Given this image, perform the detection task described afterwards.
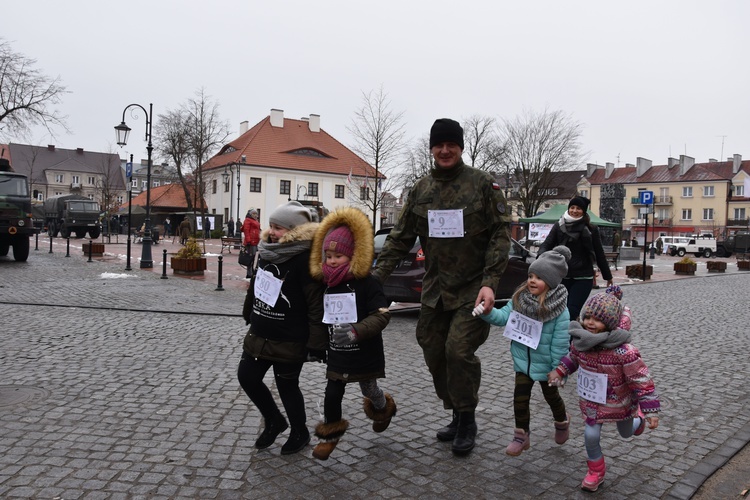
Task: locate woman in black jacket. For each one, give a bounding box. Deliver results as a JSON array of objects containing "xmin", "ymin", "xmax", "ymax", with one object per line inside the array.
[{"xmin": 537, "ymin": 196, "xmax": 613, "ymax": 321}]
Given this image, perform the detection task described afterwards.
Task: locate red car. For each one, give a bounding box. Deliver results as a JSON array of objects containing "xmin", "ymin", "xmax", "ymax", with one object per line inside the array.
[{"xmin": 373, "ymin": 227, "xmax": 533, "ymax": 304}]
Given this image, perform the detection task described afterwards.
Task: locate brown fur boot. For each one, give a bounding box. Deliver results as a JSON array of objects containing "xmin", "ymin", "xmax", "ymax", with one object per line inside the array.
[
  {"xmin": 363, "ymin": 393, "xmax": 397, "ymax": 433},
  {"xmin": 312, "ymin": 420, "xmax": 349, "ymax": 460}
]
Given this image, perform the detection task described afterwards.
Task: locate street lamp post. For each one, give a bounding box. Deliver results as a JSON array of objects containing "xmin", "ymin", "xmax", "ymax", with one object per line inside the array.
[
  {"xmin": 222, "ymin": 164, "xmax": 242, "ymax": 237},
  {"xmin": 125, "ymin": 154, "xmax": 133, "ymax": 271},
  {"xmin": 115, "ymin": 103, "xmax": 154, "ymax": 268}
]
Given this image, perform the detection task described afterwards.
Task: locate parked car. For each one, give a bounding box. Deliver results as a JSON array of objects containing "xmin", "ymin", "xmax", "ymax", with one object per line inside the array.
[{"xmin": 373, "ymin": 227, "xmax": 533, "ymax": 304}]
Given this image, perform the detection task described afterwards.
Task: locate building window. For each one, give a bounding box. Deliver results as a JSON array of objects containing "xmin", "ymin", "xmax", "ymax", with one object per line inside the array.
[
  {"xmin": 734, "ymin": 208, "xmax": 746, "ymax": 220},
  {"xmin": 88, "ymin": 176, "xmax": 96, "ymax": 185},
  {"xmin": 308, "ymin": 182, "xmax": 319, "ymax": 197},
  {"xmin": 36, "ymin": 193, "xmax": 44, "ymax": 201},
  {"xmin": 72, "ymin": 175, "xmax": 80, "ymax": 184},
  {"xmin": 54, "ymin": 191, "xmax": 63, "ymax": 196},
  {"xmin": 681, "ymin": 209, "xmax": 692, "ymax": 220},
  {"xmin": 702, "ymin": 208, "xmax": 714, "ymax": 220},
  {"xmin": 141, "ymin": 180, "xmax": 148, "ymax": 189},
  {"xmin": 736, "ymin": 185, "xmax": 745, "ymax": 197},
  {"xmin": 224, "ymin": 178, "xmax": 230, "ymax": 193},
  {"xmin": 335, "ymin": 185, "xmax": 345, "ymax": 198},
  {"xmin": 211, "ymin": 179, "xmax": 217, "ymax": 194},
  {"xmin": 657, "ymin": 209, "xmax": 669, "ymax": 221},
  {"xmin": 132, "ymin": 179, "xmax": 138, "ymax": 188},
  {"xmin": 117, "ymin": 196, "xmax": 123, "ymax": 204},
  {"xmin": 703, "ymin": 186, "xmax": 714, "ymax": 197},
  {"xmin": 249, "ymin": 177, "xmax": 262, "ymax": 192},
  {"xmin": 153, "ymin": 181, "xmax": 160, "ymax": 188},
  {"xmin": 360, "ymin": 186, "xmax": 370, "ymax": 200},
  {"xmin": 280, "ymin": 180, "xmax": 291, "ymax": 195},
  {"xmin": 682, "ymin": 186, "xmax": 693, "ymax": 198},
  {"xmin": 579, "ymin": 190, "xmax": 588, "ymax": 198},
  {"xmin": 88, "ymin": 194, "xmax": 94, "ymax": 200},
  {"xmin": 54, "ymin": 174, "xmax": 64, "ymax": 183}
]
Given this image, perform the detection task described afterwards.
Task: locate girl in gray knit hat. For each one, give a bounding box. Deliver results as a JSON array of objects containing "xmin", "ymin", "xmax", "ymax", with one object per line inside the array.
[{"xmin": 472, "ymin": 245, "xmax": 572, "ymax": 457}]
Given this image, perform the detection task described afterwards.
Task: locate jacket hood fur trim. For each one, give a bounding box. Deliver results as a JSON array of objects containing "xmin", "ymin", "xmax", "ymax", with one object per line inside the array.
[
  {"xmin": 260, "ymin": 222, "xmax": 319, "ymax": 245},
  {"xmin": 310, "ymin": 207, "xmax": 374, "ymax": 281}
]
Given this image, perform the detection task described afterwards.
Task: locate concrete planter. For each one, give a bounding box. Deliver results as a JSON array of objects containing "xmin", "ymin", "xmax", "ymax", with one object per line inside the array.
[{"xmin": 171, "ymin": 257, "xmax": 207, "ymax": 275}]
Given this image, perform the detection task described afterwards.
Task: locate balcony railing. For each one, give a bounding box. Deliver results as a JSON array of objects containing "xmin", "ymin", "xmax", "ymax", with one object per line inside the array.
[
  {"xmin": 727, "ymin": 218, "xmax": 750, "ymax": 227},
  {"xmin": 654, "ymin": 195, "xmax": 673, "ymax": 205}
]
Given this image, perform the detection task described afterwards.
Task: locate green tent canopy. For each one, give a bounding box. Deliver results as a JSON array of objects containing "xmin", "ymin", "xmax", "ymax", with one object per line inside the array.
[{"xmin": 518, "ymin": 203, "xmax": 621, "ymax": 228}]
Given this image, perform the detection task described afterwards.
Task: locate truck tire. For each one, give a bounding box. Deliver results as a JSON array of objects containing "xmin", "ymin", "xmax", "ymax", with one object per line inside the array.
[
  {"xmin": 0, "ymin": 243, "xmax": 9, "ymax": 256},
  {"xmin": 703, "ymin": 248, "xmax": 712, "ymax": 258},
  {"xmin": 12, "ymin": 237, "xmax": 30, "ymax": 262},
  {"xmin": 74, "ymin": 230, "xmax": 85, "ymax": 239},
  {"xmin": 716, "ymin": 246, "xmax": 728, "ymax": 258},
  {"xmin": 89, "ymin": 227, "xmax": 100, "ymax": 239},
  {"xmin": 60, "ymin": 225, "xmax": 71, "ymax": 239},
  {"xmin": 677, "ymin": 248, "xmax": 686, "ymax": 257}
]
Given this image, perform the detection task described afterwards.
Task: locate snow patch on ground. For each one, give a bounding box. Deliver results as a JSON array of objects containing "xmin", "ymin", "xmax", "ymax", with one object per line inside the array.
[{"xmin": 100, "ymin": 272, "xmax": 137, "ymax": 279}]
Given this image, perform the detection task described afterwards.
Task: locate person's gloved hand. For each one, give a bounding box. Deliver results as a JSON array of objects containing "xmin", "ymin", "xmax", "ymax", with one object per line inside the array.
[
  {"xmin": 332, "ymin": 324, "xmax": 358, "ymax": 346},
  {"xmin": 306, "ymin": 349, "xmax": 326, "ymax": 363}
]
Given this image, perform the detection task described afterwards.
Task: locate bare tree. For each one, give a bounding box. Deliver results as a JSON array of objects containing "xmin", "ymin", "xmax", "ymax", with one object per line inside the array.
[
  {"xmin": 462, "ymin": 114, "xmax": 502, "ymax": 172},
  {"xmin": 397, "ymin": 134, "xmax": 432, "ymax": 194},
  {"xmin": 155, "ymin": 107, "xmax": 193, "ymax": 209},
  {"xmin": 347, "ymin": 86, "xmax": 407, "ymax": 229},
  {"xmin": 94, "ymin": 148, "xmax": 124, "ymax": 218},
  {"xmin": 0, "ymin": 39, "xmax": 69, "ymax": 140},
  {"xmin": 498, "ymin": 107, "xmax": 586, "ymax": 221}
]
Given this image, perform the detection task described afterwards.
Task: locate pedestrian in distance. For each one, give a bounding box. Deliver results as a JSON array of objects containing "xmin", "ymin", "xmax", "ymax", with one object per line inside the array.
[
  {"xmin": 548, "ymin": 290, "xmax": 660, "ymax": 492},
  {"xmin": 537, "ymin": 196, "xmax": 613, "ymax": 322},
  {"xmin": 178, "ymin": 218, "xmax": 191, "ymax": 245},
  {"xmin": 308, "ymin": 207, "xmax": 396, "ymax": 460},
  {"xmin": 237, "ymin": 201, "xmax": 326, "ymax": 455},
  {"xmin": 241, "ymin": 209, "xmax": 261, "ymax": 279},
  {"xmin": 164, "ymin": 217, "xmax": 171, "ymax": 238},
  {"xmin": 372, "ymin": 118, "xmax": 511, "ymax": 456},
  {"xmin": 227, "ymin": 217, "xmax": 234, "ymax": 239},
  {"xmin": 203, "ymin": 216, "xmax": 211, "ymax": 239},
  {"xmin": 473, "ymin": 245, "xmax": 572, "ymax": 456},
  {"xmin": 612, "ymin": 230, "xmax": 621, "ymax": 253}
]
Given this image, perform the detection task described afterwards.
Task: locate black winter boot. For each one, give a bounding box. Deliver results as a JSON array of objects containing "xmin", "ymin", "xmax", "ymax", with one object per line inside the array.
[
  {"xmin": 281, "ymin": 426, "xmax": 310, "ymax": 455},
  {"xmin": 451, "ymin": 411, "xmax": 478, "ymax": 456},
  {"xmin": 255, "ymin": 412, "xmax": 288, "ymax": 449},
  {"xmin": 436, "ymin": 410, "xmax": 459, "ymax": 442}
]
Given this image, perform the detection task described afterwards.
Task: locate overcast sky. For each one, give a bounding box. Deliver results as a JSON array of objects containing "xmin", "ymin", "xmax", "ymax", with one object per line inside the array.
[{"xmin": 3, "ymin": 1, "xmax": 749, "ymax": 170}]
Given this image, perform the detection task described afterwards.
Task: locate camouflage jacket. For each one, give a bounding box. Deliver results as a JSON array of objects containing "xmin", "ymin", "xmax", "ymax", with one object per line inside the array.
[{"xmin": 372, "ymin": 160, "xmax": 511, "ymax": 310}]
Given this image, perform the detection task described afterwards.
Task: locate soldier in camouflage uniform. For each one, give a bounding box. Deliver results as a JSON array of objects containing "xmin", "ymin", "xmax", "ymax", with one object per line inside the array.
[{"xmin": 372, "ymin": 118, "xmax": 511, "ymax": 456}]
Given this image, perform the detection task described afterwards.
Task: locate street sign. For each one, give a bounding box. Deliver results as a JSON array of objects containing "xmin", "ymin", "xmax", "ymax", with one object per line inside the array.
[
  {"xmin": 126, "ymin": 162, "xmax": 133, "ymax": 179},
  {"xmin": 639, "ymin": 190, "xmax": 654, "ymax": 204}
]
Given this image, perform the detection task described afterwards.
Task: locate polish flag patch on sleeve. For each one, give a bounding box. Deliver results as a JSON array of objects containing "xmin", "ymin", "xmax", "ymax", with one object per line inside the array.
[{"xmin": 492, "ymin": 182, "xmax": 501, "ymax": 190}]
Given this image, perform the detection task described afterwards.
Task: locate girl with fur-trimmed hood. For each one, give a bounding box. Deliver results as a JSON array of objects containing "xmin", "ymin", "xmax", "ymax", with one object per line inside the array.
[
  {"xmin": 308, "ymin": 207, "xmax": 395, "ymax": 460},
  {"xmin": 238, "ymin": 201, "xmax": 326, "ymax": 456}
]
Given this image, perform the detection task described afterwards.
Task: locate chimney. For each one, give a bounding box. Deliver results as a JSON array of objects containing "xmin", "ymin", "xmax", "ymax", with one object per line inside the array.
[
  {"xmin": 626, "ymin": 163, "xmax": 634, "ymax": 168},
  {"xmin": 76, "ymin": 148, "xmax": 83, "ymax": 154},
  {"xmin": 605, "ymin": 162, "xmax": 615, "ymax": 179},
  {"xmin": 668, "ymin": 157, "xmax": 679, "ymax": 168},
  {"xmin": 240, "ymin": 155, "xmax": 247, "ymax": 164},
  {"xmin": 586, "ymin": 163, "xmax": 601, "ymax": 177},
  {"xmin": 709, "ymin": 158, "xmax": 718, "ymax": 163},
  {"xmin": 47, "ymin": 144, "xmax": 55, "ymax": 151},
  {"xmin": 270, "ymin": 109, "xmax": 284, "ymax": 128},
  {"xmin": 636, "ymin": 157, "xmax": 652, "ymax": 177},
  {"xmin": 239, "ymin": 121, "xmax": 249, "ymax": 135},
  {"xmin": 679, "ymin": 155, "xmax": 695, "ymax": 176},
  {"xmin": 733, "ymin": 153, "xmax": 742, "ymax": 174},
  {"xmin": 308, "ymin": 114, "xmax": 320, "ymax": 133}
]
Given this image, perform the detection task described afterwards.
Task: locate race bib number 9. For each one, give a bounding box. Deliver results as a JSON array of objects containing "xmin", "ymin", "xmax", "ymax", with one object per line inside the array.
[
  {"xmin": 503, "ymin": 311, "xmax": 543, "ymax": 350},
  {"xmin": 577, "ymin": 367, "xmax": 608, "ymax": 404},
  {"xmin": 254, "ymin": 268, "xmax": 283, "ymax": 307},
  {"xmin": 323, "ymin": 292, "xmax": 357, "ymax": 324},
  {"xmin": 428, "ymin": 209, "xmax": 464, "ymax": 238}
]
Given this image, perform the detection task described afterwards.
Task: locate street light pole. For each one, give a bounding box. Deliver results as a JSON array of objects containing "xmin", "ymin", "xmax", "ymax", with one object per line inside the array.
[
  {"xmin": 235, "ymin": 165, "xmax": 241, "ymax": 236},
  {"xmin": 126, "ymin": 154, "xmax": 133, "ymax": 271},
  {"xmin": 115, "ymin": 103, "xmax": 154, "ymax": 268},
  {"xmin": 223, "ymin": 164, "xmax": 242, "ymax": 237}
]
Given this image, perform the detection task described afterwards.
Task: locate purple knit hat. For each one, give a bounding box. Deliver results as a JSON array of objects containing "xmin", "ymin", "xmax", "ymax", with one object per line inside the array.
[
  {"xmin": 579, "ymin": 292, "xmax": 623, "ymax": 331},
  {"xmin": 323, "ymin": 226, "xmax": 355, "ymax": 258}
]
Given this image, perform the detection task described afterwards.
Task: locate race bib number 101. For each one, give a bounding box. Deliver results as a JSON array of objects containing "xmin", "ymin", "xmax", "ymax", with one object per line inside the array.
[{"xmin": 502, "ymin": 311, "xmax": 543, "ymax": 349}]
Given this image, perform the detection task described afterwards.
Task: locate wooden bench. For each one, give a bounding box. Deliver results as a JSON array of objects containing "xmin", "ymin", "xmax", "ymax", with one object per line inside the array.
[
  {"xmin": 221, "ymin": 236, "xmax": 242, "ymax": 254},
  {"xmin": 604, "ymin": 251, "xmax": 620, "ymax": 270}
]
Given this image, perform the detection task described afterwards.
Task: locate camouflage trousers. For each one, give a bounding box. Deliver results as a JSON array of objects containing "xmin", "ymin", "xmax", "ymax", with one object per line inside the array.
[{"xmin": 416, "ymin": 302, "xmax": 490, "ymax": 412}]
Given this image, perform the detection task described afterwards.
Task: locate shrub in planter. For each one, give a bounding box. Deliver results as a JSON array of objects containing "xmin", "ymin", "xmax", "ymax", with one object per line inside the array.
[
  {"xmin": 626, "ymin": 264, "xmax": 653, "ymax": 280},
  {"xmin": 171, "ymin": 238, "xmax": 206, "ymax": 275},
  {"xmin": 674, "ymin": 256, "xmax": 697, "ymax": 275}
]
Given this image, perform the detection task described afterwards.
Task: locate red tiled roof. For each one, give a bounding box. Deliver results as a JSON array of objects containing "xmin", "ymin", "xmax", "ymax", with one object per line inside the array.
[
  {"xmin": 125, "ymin": 184, "xmax": 206, "ymax": 210},
  {"xmin": 201, "ymin": 116, "xmax": 379, "ymax": 179},
  {"xmin": 587, "ymin": 159, "xmax": 750, "ymax": 184}
]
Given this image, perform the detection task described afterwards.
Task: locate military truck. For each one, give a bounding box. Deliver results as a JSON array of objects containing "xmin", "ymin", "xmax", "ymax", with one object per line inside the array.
[
  {"xmin": 716, "ymin": 231, "xmax": 750, "ymax": 257},
  {"xmin": 0, "ymin": 159, "xmax": 34, "ymax": 261},
  {"xmin": 44, "ymin": 194, "xmax": 101, "ymax": 239}
]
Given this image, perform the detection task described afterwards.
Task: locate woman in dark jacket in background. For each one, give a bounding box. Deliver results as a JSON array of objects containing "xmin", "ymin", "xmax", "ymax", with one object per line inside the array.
[{"xmin": 537, "ymin": 196, "xmax": 613, "ymax": 321}]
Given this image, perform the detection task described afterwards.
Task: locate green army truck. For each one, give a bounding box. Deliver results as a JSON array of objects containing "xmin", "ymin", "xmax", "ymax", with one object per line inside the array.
[
  {"xmin": 0, "ymin": 159, "xmax": 34, "ymax": 261},
  {"xmin": 44, "ymin": 194, "xmax": 101, "ymax": 239}
]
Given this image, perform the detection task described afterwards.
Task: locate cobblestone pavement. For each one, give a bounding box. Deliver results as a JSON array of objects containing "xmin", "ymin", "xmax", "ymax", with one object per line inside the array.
[{"xmin": 1, "ymin": 239, "xmax": 749, "ymax": 499}]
